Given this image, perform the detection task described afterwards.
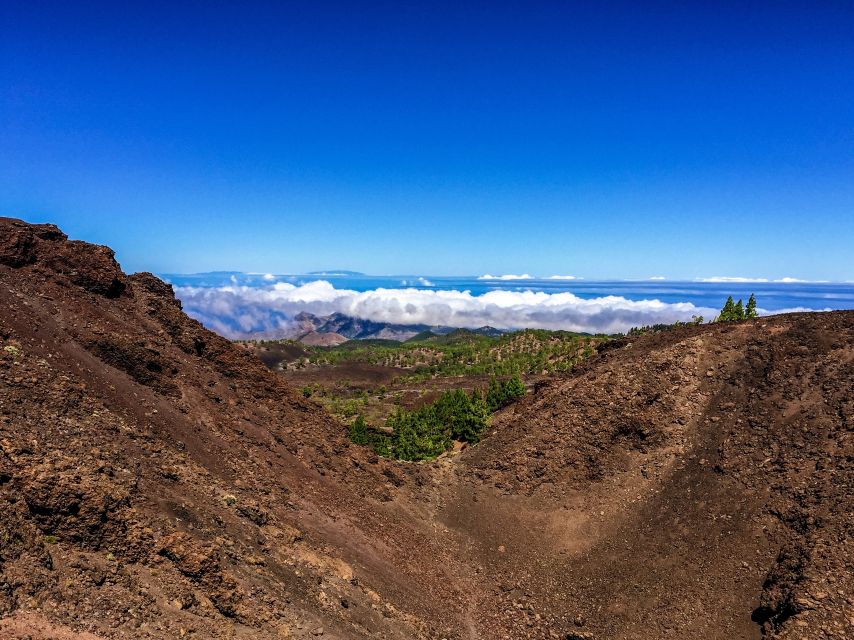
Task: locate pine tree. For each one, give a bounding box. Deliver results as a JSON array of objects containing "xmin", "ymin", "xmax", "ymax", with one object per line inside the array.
[
  {"xmin": 486, "ymin": 374, "xmax": 526, "ymax": 412},
  {"xmin": 348, "ymin": 415, "xmax": 369, "ymax": 445},
  {"xmin": 457, "ymin": 389, "xmax": 490, "ymax": 444},
  {"xmin": 391, "ymin": 411, "xmax": 420, "ymax": 461},
  {"xmin": 486, "ymin": 376, "xmax": 505, "ymax": 412},
  {"xmin": 745, "ymin": 293, "xmax": 758, "ymax": 318},
  {"xmin": 718, "ymin": 296, "xmax": 736, "ymax": 322},
  {"xmin": 734, "ymin": 299, "xmax": 745, "ymax": 320},
  {"xmin": 506, "ymin": 373, "xmax": 526, "ymax": 400},
  {"xmin": 369, "ymin": 430, "xmax": 392, "ymax": 457}
]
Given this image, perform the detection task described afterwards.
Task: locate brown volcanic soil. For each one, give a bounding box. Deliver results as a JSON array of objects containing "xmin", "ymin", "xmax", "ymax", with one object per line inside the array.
[
  {"xmin": 1, "ymin": 217, "xmax": 852, "ymax": 639},
  {"xmin": 447, "ymin": 318, "xmax": 854, "ymax": 639},
  {"xmin": 298, "ymin": 332, "xmax": 349, "ymax": 348},
  {"xmin": 0, "ymin": 218, "xmax": 467, "ymax": 639}
]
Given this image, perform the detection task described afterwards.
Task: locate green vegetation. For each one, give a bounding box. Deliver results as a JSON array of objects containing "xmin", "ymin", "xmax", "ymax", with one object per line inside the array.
[
  {"xmin": 349, "ymin": 386, "xmax": 497, "ymax": 461},
  {"xmin": 295, "ymin": 329, "xmax": 602, "ymax": 380},
  {"xmin": 630, "ymin": 293, "xmax": 760, "ymax": 333},
  {"xmin": 486, "ymin": 374, "xmax": 526, "ymax": 412},
  {"xmin": 348, "ymin": 414, "xmax": 370, "ymax": 445},
  {"xmin": 746, "ymin": 293, "xmax": 758, "ymax": 318},
  {"xmin": 627, "ymin": 315, "xmax": 704, "ymax": 336},
  {"xmin": 2, "ymin": 344, "xmax": 20, "ymax": 356},
  {"xmin": 717, "ymin": 294, "xmax": 758, "ymax": 322},
  {"xmin": 251, "ymin": 329, "xmax": 606, "ymax": 460}
]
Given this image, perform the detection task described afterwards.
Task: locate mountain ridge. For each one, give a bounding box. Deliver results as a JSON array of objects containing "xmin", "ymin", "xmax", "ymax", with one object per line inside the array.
[{"xmin": 282, "ymin": 311, "xmax": 506, "ymax": 344}]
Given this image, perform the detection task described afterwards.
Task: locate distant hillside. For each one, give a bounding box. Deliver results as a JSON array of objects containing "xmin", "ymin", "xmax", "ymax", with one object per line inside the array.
[
  {"xmin": 260, "ymin": 327, "xmax": 602, "ymax": 380},
  {"xmin": 298, "ymin": 330, "xmax": 349, "ymax": 346},
  {"xmin": 315, "ymin": 312, "xmax": 432, "ymax": 341},
  {"xmin": 280, "ymin": 311, "xmax": 508, "ymax": 344}
]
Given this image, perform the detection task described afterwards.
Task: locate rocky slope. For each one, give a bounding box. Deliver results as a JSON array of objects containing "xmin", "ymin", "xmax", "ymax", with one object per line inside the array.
[
  {"xmin": 447, "ymin": 316, "xmax": 853, "ymax": 639},
  {"xmin": 0, "ymin": 218, "xmax": 467, "ymax": 639},
  {"xmin": 1, "ymin": 217, "xmax": 851, "ymax": 639}
]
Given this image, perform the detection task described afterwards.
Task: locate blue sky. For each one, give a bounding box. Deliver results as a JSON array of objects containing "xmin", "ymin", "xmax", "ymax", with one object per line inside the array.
[{"xmin": 2, "ymin": 1, "xmax": 853, "ymax": 279}]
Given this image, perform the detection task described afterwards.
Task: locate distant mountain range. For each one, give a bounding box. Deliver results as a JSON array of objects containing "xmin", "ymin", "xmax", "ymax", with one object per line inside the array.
[{"xmin": 285, "ymin": 311, "xmax": 505, "ymax": 343}]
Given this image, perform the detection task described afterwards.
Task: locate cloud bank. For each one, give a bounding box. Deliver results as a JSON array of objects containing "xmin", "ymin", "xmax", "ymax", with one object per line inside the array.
[
  {"xmin": 175, "ymin": 280, "xmax": 719, "ymax": 339},
  {"xmin": 478, "ymin": 274, "xmax": 534, "ymax": 280}
]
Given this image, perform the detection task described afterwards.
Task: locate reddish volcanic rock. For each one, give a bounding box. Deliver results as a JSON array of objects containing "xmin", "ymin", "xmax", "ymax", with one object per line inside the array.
[{"xmin": 0, "ymin": 217, "xmax": 127, "ymax": 296}]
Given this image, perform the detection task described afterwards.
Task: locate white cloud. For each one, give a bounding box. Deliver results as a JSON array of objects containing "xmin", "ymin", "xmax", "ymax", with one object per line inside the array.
[
  {"xmin": 758, "ymin": 306, "xmax": 832, "ymax": 316},
  {"xmin": 696, "ymin": 276, "xmax": 770, "ymax": 283},
  {"xmin": 649, "ymin": 276, "xmax": 666, "ymax": 280},
  {"xmin": 775, "ymin": 277, "xmax": 830, "ymax": 284},
  {"xmin": 175, "ymin": 280, "xmax": 720, "ymax": 339},
  {"xmin": 399, "ymin": 277, "xmax": 435, "ymax": 287},
  {"xmin": 478, "ymin": 273, "xmax": 535, "ymax": 280},
  {"xmin": 547, "ymin": 275, "xmax": 578, "ymax": 280},
  {"xmin": 262, "ymin": 273, "xmax": 276, "ymax": 281}
]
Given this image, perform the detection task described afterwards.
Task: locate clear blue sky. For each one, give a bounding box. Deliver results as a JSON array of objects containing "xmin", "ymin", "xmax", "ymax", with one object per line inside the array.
[{"xmin": 2, "ymin": 1, "xmax": 853, "ymax": 279}]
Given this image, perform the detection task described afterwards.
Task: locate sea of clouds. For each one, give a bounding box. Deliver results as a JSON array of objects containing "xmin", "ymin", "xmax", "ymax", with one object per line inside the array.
[{"xmin": 174, "ymin": 280, "xmax": 720, "ymax": 339}]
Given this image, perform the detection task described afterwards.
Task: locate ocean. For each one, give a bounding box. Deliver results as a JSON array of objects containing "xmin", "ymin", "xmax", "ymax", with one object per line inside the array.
[{"xmin": 166, "ymin": 272, "xmax": 854, "ymax": 313}]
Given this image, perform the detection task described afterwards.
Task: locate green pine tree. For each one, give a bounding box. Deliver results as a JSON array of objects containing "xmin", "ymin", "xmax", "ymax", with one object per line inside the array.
[
  {"xmin": 348, "ymin": 414, "xmax": 370, "ymax": 445},
  {"xmin": 718, "ymin": 296, "xmax": 736, "ymax": 322},
  {"xmin": 486, "ymin": 376, "xmax": 505, "ymax": 412},
  {"xmin": 486, "ymin": 374, "xmax": 526, "ymax": 412},
  {"xmin": 745, "ymin": 293, "xmax": 758, "ymax": 318},
  {"xmin": 505, "ymin": 373, "xmax": 526, "ymax": 400},
  {"xmin": 391, "ymin": 411, "xmax": 421, "ymax": 461},
  {"xmin": 455, "ymin": 389, "xmax": 490, "ymax": 444},
  {"xmin": 369, "ymin": 430, "xmax": 392, "ymax": 457},
  {"xmin": 734, "ymin": 299, "xmax": 745, "ymax": 320}
]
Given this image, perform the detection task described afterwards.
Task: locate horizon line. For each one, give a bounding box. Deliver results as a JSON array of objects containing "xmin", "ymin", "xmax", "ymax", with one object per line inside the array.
[{"xmin": 159, "ymin": 271, "xmax": 850, "ymax": 284}]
